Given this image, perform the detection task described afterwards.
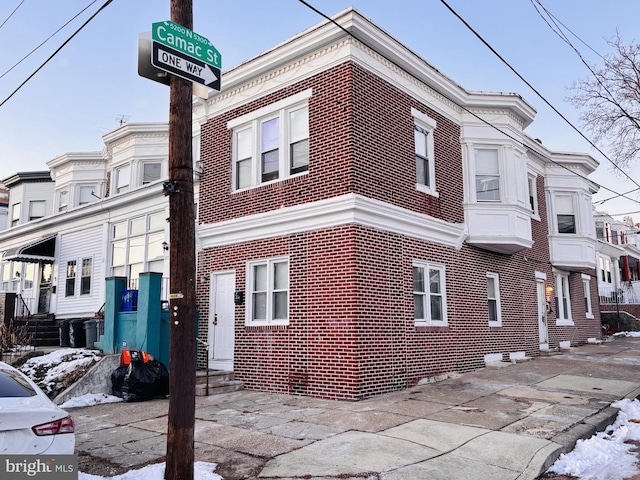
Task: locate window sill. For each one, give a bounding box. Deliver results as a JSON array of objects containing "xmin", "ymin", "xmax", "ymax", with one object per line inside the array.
[
  {"xmin": 245, "ymin": 323, "xmax": 289, "ymax": 331},
  {"xmin": 489, "ymin": 322, "xmax": 502, "ymax": 328},
  {"xmin": 586, "ymin": 313, "xmax": 594, "ymax": 319},
  {"xmin": 415, "ymin": 184, "xmax": 439, "ymax": 198},
  {"xmin": 555, "ymin": 318, "xmax": 575, "ymax": 327},
  {"xmin": 415, "ymin": 323, "xmax": 449, "ymax": 332},
  {"xmin": 531, "ymin": 213, "xmax": 541, "ymax": 222}
]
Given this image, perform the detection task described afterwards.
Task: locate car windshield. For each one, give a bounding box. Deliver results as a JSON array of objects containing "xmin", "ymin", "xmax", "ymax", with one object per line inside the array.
[{"xmin": 0, "ymin": 369, "xmax": 37, "ymax": 397}]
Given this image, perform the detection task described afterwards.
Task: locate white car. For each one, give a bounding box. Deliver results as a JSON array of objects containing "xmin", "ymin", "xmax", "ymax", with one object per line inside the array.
[{"xmin": 0, "ymin": 361, "xmax": 75, "ymax": 454}]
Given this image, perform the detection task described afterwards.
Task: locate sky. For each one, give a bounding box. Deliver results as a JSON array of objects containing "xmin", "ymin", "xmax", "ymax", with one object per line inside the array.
[{"xmin": 1, "ymin": 0, "xmax": 640, "ymax": 220}]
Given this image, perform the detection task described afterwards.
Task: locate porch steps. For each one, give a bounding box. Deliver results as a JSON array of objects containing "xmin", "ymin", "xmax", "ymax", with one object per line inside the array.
[
  {"xmin": 11, "ymin": 317, "xmax": 59, "ymax": 347},
  {"xmin": 195, "ymin": 369, "xmax": 244, "ymax": 396}
]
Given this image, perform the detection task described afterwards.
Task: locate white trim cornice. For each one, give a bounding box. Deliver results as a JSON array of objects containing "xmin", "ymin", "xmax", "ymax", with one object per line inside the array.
[{"xmin": 197, "ymin": 194, "xmax": 466, "ymax": 251}]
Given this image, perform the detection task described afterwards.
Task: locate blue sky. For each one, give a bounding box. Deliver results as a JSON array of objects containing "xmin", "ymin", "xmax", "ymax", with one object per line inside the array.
[{"xmin": 1, "ymin": 0, "xmax": 639, "ymax": 219}]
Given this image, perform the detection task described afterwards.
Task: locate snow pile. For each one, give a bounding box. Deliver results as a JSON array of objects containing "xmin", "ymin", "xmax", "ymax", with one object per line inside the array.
[
  {"xmin": 60, "ymin": 393, "xmax": 123, "ymax": 409},
  {"xmin": 78, "ymin": 461, "xmax": 221, "ymax": 480},
  {"xmin": 19, "ymin": 348, "xmax": 102, "ymax": 397},
  {"xmin": 548, "ymin": 398, "xmax": 640, "ymax": 480},
  {"xmin": 613, "ymin": 331, "xmax": 640, "ymax": 338}
]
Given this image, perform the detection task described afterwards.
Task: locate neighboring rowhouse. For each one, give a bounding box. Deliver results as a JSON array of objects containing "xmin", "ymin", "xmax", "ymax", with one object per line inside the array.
[
  {"xmin": 0, "ymin": 123, "xmax": 171, "ymax": 331},
  {"xmin": 193, "ymin": 7, "xmax": 601, "ymax": 400}
]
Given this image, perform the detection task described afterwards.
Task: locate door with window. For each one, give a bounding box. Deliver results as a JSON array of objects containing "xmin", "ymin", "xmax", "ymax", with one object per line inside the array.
[
  {"xmin": 537, "ymin": 279, "xmax": 549, "ymax": 348},
  {"xmin": 208, "ymin": 272, "xmax": 235, "ymax": 370},
  {"xmin": 37, "ymin": 263, "xmax": 53, "ymax": 314}
]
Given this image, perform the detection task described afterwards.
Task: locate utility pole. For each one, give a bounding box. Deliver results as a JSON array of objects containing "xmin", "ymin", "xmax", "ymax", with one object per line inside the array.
[{"xmin": 165, "ymin": 0, "xmax": 196, "ymax": 478}]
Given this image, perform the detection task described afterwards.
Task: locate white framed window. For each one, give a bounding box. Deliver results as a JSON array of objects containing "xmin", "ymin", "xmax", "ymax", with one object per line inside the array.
[
  {"xmin": 115, "ymin": 164, "xmax": 131, "ymax": 194},
  {"xmin": 412, "ymin": 108, "xmax": 437, "ymax": 196},
  {"xmin": 65, "ymin": 261, "xmax": 76, "ymax": 297},
  {"xmin": 110, "ymin": 211, "xmax": 166, "ymax": 285},
  {"xmin": 413, "ymin": 261, "xmax": 447, "ymax": 326},
  {"xmin": 581, "ymin": 273, "xmax": 593, "ymax": 319},
  {"xmin": 11, "ymin": 203, "xmax": 20, "ymax": 227},
  {"xmin": 81, "ymin": 258, "xmax": 92, "ymax": 295},
  {"xmin": 554, "ymin": 271, "xmax": 573, "ymax": 325},
  {"xmin": 58, "ymin": 190, "xmax": 68, "ymax": 212},
  {"xmin": 229, "ymin": 89, "xmax": 312, "ymax": 191},
  {"xmin": 475, "ymin": 148, "xmax": 500, "ymax": 202},
  {"xmin": 528, "ymin": 174, "xmax": 539, "ymax": 216},
  {"xmin": 142, "ymin": 162, "xmax": 162, "ymax": 184},
  {"xmin": 78, "ymin": 186, "xmax": 95, "ymax": 206},
  {"xmin": 487, "ymin": 273, "xmax": 502, "ymax": 326},
  {"xmin": 246, "ymin": 257, "xmax": 289, "ymax": 325},
  {"xmin": 556, "ymin": 194, "xmax": 576, "ymax": 234},
  {"xmin": 28, "ymin": 200, "xmax": 45, "ymax": 221}
]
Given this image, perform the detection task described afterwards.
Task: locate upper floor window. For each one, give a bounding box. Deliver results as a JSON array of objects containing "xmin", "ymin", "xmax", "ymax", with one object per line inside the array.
[
  {"xmin": 475, "ymin": 148, "xmax": 500, "ymax": 202},
  {"xmin": 11, "ymin": 203, "xmax": 20, "ymax": 227},
  {"xmin": 58, "ymin": 190, "xmax": 68, "ymax": 212},
  {"xmin": 487, "ymin": 273, "xmax": 501, "ymax": 326},
  {"xmin": 599, "ymin": 256, "xmax": 613, "ymax": 284},
  {"xmin": 229, "ymin": 89, "xmax": 311, "ymax": 191},
  {"xmin": 528, "ymin": 174, "xmax": 539, "ymax": 215},
  {"xmin": 78, "ymin": 186, "xmax": 94, "ymax": 206},
  {"xmin": 246, "ymin": 257, "xmax": 289, "ymax": 325},
  {"xmin": 556, "ymin": 194, "xmax": 576, "ymax": 234},
  {"xmin": 142, "ymin": 163, "xmax": 162, "ymax": 184},
  {"xmin": 115, "ymin": 165, "xmax": 130, "ymax": 194},
  {"xmin": 413, "ymin": 261, "xmax": 447, "ymax": 327},
  {"xmin": 28, "ymin": 201, "xmax": 45, "ymax": 221},
  {"xmin": 412, "ymin": 108, "xmax": 437, "ymax": 195}
]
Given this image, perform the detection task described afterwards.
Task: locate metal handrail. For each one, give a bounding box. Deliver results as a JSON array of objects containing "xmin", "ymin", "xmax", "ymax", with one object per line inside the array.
[{"xmin": 15, "ymin": 294, "xmax": 32, "ymax": 318}]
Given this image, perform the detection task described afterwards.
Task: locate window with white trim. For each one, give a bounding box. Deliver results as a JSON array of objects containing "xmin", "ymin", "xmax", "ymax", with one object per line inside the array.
[
  {"xmin": 28, "ymin": 200, "xmax": 45, "ymax": 221},
  {"xmin": 230, "ymin": 90, "xmax": 311, "ymax": 191},
  {"xmin": 142, "ymin": 163, "xmax": 162, "ymax": 184},
  {"xmin": 475, "ymin": 148, "xmax": 500, "ymax": 201},
  {"xmin": 412, "ymin": 108, "xmax": 437, "ymax": 195},
  {"xmin": 556, "ymin": 194, "xmax": 576, "ymax": 234},
  {"xmin": 58, "ymin": 190, "xmax": 68, "ymax": 212},
  {"xmin": 582, "ymin": 273, "xmax": 593, "ymax": 318},
  {"xmin": 554, "ymin": 271, "xmax": 573, "ymax": 324},
  {"xmin": 413, "ymin": 262, "xmax": 447, "ymax": 326},
  {"xmin": 78, "ymin": 186, "xmax": 95, "ymax": 206},
  {"xmin": 487, "ymin": 273, "xmax": 501, "ymax": 326},
  {"xmin": 80, "ymin": 258, "xmax": 92, "ymax": 295},
  {"xmin": 246, "ymin": 258, "xmax": 289, "ymax": 325},
  {"xmin": 11, "ymin": 203, "xmax": 20, "ymax": 227},
  {"xmin": 65, "ymin": 261, "xmax": 76, "ymax": 297},
  {"xmin": 528, "ymin": 174, "xmax": 538, "ymax": 215},
  {"xmin": 115, "ymin": 165, "xmax": 130, "ymax": 194}
]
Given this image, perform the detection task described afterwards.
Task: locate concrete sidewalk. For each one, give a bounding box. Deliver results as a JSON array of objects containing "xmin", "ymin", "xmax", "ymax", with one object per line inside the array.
[{"xmin": 72, "ymin": 336, "xmax": 640, "ymax": 479}]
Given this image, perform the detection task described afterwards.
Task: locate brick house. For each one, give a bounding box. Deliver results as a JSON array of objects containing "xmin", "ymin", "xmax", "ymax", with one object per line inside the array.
[{"xmin": 193, "ymin": 8, "xmax": 601, "ymax": 400}]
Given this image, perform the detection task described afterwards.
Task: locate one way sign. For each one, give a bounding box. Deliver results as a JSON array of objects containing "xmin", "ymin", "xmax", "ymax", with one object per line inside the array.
[{"xmin": 151, "ymin": 42, "xmax": 220, "ymax": 90}]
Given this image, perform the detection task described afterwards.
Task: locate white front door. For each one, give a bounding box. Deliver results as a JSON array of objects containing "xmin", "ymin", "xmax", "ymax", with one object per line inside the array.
[
  {"xmin": 537, "ymin": 279, "xmax": 549, "ymax": 348},
  {"xmin": 208, "ymin": 271, "xmax": 235, "ymax": 370}
]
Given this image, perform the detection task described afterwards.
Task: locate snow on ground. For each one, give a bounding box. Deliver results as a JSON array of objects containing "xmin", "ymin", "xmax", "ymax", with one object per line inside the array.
[
  {"xmin": 78, "ymin": 462, "xmax": 222, "ymax": 480},
  {"xmin": 59, "ymin": 392, "xmax": 123, "ymax": 408},
  {"xmin": 547, "ymin": 398, "xmax": 640, "ymax": 480}
]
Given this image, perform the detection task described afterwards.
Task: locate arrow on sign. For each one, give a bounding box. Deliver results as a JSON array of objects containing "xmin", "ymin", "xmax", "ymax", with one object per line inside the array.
[{"xmin": 151, "ymin": 42, "xmax": 220, "ymax": 90}]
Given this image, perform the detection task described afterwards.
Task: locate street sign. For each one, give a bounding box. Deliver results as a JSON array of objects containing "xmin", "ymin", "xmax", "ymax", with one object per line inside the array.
[
  {"xmin": 152, "ymin": 20, "xmax": 221, "ymax": 69},
  {"xmin": 152, "ymin": 42, "xmax": 221, "ymax": 89}
]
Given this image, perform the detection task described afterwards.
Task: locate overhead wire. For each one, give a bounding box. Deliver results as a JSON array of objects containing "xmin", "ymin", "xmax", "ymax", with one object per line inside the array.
[
  {"xmin": 0, "ymin": 1, "xmax": 98, "ymax": 81},
  {"xmin": 0, "ymin": 0, "xmax": 26, "ymax": 30},
  {"xmin": 437, "ymin": 0, "xmax": 640, "ymax": 192},
  {"xmin": 295, "ymin": 0, "xmax": 640, "ymax": 206},
  {"xmin": 0, "ymin": 0, "xmax": 113, "ymax": 109}
]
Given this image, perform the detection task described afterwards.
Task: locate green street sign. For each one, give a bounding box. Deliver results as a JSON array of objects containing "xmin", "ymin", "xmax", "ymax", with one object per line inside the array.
[{"xmin": 152, "ymin": 20, "xmax": 221, "ymax": 69}]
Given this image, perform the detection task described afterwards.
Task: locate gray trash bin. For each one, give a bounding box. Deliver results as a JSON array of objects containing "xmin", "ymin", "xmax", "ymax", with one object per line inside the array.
[{"xmin": 84, "ymin": 320, "xmax": 97, "ymax": 349}]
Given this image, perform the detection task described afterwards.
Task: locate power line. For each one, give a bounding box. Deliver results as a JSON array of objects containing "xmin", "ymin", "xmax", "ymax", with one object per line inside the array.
[
  {"xmin": 295, "ymin": 1, "xmax": 640, "ymax": 207},
  {"xmin": 0, "ymin": 1, "xmax": 98, "ymax": 81},
  {"xmin": 438, "ymin": 0, "xmax": 640, "ymax": 192},
  {"xmin": 0, "ymin": 0, "xmax": 26, "ymax": 30},
  {"xmin": 0, "ymin": 0, "xmax": 113, "ymax": 109}
]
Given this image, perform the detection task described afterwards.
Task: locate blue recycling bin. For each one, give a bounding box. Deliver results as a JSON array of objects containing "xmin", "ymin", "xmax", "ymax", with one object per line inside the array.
[{"xmin": 122, "ymin": 289, "xmax": 139, "ymax": 312}]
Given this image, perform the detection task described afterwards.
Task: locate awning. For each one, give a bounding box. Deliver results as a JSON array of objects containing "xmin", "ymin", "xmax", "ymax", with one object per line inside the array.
[{"xmin": 2, "ymin": 235, "xmax": 56, "ymax": 263}]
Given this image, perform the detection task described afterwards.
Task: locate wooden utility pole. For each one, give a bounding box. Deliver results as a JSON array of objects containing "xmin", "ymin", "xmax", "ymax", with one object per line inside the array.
[{"xmin": 165, "ymin": 0, "xmax": 196, "ymax": 479}]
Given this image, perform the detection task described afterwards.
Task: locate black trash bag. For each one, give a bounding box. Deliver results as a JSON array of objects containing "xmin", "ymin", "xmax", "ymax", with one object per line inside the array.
[{"xmin": 111, "ymin": 351, "xmax": 169, "ymax": 402}]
